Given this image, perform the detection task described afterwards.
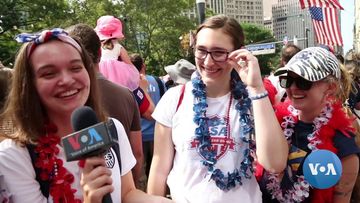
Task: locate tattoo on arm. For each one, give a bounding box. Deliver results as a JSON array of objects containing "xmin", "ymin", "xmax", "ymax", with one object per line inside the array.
[{"xmin": 334, "ymin": 181, "xmax": 353, "ymax": 197}]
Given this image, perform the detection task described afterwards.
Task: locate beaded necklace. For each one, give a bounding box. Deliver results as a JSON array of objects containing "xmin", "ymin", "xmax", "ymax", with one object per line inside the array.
[
  {"xmin": 265, "ymin": 103, "xmax": 333, "ymax": 202},
  {"xmin": 191, "ymin": 72, "xmax": 254, "ymax": 191},
  {"xmin": 34, "ymin": 123, "xmax": 81, "ymax": 203}
]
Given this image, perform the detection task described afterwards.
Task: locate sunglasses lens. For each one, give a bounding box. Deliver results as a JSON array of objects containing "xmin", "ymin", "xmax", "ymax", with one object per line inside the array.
[
  {"xmin": 279, "ymin": 77, "xmax": 292, "ymax": 88},
  {"xmin": 296, "ymin": 79, "xmax": 313, "ymax": 90},
  {"xmin": 279, "ymin": 76, "xmax": 313, "ymax": 90}
]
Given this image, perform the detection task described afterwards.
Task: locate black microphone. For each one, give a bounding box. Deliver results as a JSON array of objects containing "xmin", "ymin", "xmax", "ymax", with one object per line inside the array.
[{"xmin": 61, "ymin": 106, "xmax": 115, "ymax": 203}]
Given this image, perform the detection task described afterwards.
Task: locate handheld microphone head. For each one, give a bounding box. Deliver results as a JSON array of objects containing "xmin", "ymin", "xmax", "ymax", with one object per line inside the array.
[
  {"xmin": 62, "ymin": 106, "xmax": 115, "ymax": 161},
  {"xmin": 71, "ymin": 106, "xmax": 99, "ymax": 131}
]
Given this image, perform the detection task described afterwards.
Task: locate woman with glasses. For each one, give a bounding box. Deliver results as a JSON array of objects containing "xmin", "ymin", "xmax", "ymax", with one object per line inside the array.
[
  {"xmin": 147, "ymin": 15, "xmax": 288, "ymax": 202},
  {"xmin": 260, "ymin": 47, "xmax": 360, "ymax": 203}
]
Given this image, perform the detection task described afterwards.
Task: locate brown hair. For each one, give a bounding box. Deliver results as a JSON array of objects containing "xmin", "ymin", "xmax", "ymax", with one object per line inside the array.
[
  {"xmin": 102, "ymin": 39, "xmax": 115, "ymax": 50},
  {"xmin": 129, "ymin": 53, "xmax": 144, "ymax": 72},
  {"xmin": 66, "ymin": 24, "xmax": 101, "ymax": 64},
  {"xmin": 194, "ymin": 15, "xmax": 245, "ymax": 50},
  {"xmin": 1, "ymin": 37, "xmax": 105, "ymax": 145},
  {"xmin": 280, "ymin": 44, "xmax": 301, "ymax": 67}
]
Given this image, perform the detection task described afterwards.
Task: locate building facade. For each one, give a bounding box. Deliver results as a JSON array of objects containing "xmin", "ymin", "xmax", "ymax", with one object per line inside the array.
[
  {"xmin": 205, "ymin": 0, "xmax": 264, "ymax": 25},
  {"xmin": 355, "ymin": 0, "xmax": 360, "ymax": 52},
  {"xmin": 272, "ymin": 0, "xmax": 315, "ymax": 49}
]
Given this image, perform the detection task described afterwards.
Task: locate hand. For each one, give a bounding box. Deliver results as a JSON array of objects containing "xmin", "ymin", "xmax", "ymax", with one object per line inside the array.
[
  {"xmin": 139, "ymin": 74, "xmax": 149, "ymax": 90},
  {"xmin": 227, "ymin": 49, "xmax": 264, "ymax": 92},
  {"xmin": 81, "ymin": 156, "xmax": 114, "ymax": 203}
]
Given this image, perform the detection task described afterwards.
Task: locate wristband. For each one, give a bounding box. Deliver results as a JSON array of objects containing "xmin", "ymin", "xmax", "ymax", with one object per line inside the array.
[{"xmin": 250, "ymin": 91, "xmax": 268, "ymax": 100}]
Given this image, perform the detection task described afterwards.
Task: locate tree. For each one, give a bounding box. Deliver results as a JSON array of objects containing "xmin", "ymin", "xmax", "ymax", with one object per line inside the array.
[
  {"xmin": 241, "ymin": 23, "xmax": 280, "ymax": 75},
  {"xmin": 118, "ymin": 0, "xmax": 197, "ymax": 76},
  {"xmin": 0, "ymin": 0, "xmax": 72, "ymax": 66}
]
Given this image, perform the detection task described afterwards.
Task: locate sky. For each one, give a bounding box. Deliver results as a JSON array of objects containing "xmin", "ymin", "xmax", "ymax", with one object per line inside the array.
[{"xmin": 340, "ymin": 0, "xmax": 355, "ymax": 54}]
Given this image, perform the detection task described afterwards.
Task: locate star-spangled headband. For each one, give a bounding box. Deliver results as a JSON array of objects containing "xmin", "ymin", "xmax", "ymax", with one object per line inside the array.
[{"xmin": 15, "ymin": 28, "xmax": 82, "ymax": 57}]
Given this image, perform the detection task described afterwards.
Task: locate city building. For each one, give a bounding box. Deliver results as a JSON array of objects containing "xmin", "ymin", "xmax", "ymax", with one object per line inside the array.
[
  {"xmin": 355, "ymin": 0, "xmax": 360, "ymax": 52},
  {"xmin": 272, "ymin": 0, "xmax": 315, "ymax": 49},
  {"xmin": 205, "ymin": 0, "xmax": 264, "ymax": 25}
]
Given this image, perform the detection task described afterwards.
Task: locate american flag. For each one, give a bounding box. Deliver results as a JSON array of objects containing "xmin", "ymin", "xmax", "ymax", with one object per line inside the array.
[
  {"xmin": 309, "ymin": 6, "xmax": 343, "ymax": 46},
  {"xmin": 299, "ymin": 0, "xmax": 343, "ymax": 10}
]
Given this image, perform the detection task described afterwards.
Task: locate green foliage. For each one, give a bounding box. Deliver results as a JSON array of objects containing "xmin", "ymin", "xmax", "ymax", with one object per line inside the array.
[
  {"xmin": 118, "ymin": 0, "xmax": 197, "ymax": 76},
  {"xmin": 0, "ymin": 0, "xmax": 281, "ymax": 76},
  {"xmin": 241, "ymin": 23, "xmax": 280, "ymax": 75},
  {"xmin": 0, "ymin": 0, "xmax": 72, "ymax": 66}
]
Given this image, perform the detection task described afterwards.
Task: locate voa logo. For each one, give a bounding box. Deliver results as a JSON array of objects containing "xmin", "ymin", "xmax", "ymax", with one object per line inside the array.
[{"xmin": 303, "ymin": 150, "xmax": 342, "ymax": 189}]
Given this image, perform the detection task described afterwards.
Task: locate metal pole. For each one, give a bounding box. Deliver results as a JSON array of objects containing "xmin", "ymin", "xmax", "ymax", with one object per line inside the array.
[
  {"xmin": 305, "ymin": 28, "xmax": 309, "ymax": 48},
  {"xmin": 196, "ymin": 0, "xmax": 206, "ymax": 24}
]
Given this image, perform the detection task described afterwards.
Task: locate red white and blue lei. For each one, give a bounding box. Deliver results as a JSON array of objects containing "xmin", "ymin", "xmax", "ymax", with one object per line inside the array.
[
  {"xmin": 265, "ymin": 103, "xmax": 333, "ymax": 202},
  {"xmin": 191, "ymin": 71, "xmax": 255, "ymax": 191}
]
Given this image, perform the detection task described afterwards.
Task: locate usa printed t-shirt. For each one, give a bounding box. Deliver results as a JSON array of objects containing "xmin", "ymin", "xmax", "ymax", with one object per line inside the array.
[{"xmin": 152, "ymin": 83, "xmax": 262, "ymax": 203}]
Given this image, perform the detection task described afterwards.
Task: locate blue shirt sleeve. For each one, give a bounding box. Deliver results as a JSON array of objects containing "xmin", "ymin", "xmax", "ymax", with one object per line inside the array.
[{"xmin": 333, "ymin": 130, "xmax": 360, "ymax": 159}]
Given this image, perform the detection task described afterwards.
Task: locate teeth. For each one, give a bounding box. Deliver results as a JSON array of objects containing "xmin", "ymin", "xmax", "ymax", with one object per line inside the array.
[
  {"xmin": 205, "ymin": 68, "xmax": 218, "ymax": 73},
  {"xmin": 59, "ymin": 89, "xmax": 78, "ymax": 97},
  {"xmin": 292, "ymin": 94, "xmax": 305, "ymax": 99}
]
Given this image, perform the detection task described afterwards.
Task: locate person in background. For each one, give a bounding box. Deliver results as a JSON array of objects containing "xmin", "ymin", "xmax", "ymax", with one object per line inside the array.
[
  {"xmin": 130, "ymin": 53, "xmax": 166, "ymax": 184},
  {"xmin": 0, "ymin": 66, "xmax": 14, "ymax": 142},
  {"xmin": 0, "ymin": 28, "xmax": 172, "ymax": 203},
  {"xmin": 343, "ymin": 52, "xmax": 360, "ymax": 203},
  {"xmin": 267, "ymin": 44, "xmax": 301, "ymax": 105},
  {"xmin": 67, "ymin": 24, "xmax": 145, "ymax": 190},
  {"xmin": 147, "ymin": 15, "xmax": 288, "ymax": 203},
  {"xmin": 95, "ymin": 15, "xmax": 155, "ymax": 120},
  {"xmin": 95, "ymin": 15, "xmax": 139, "ymax": 91},
  {"xmin": 163, "ymin": 59, "xmax": 196, "ymax": 89},
  {"xmin": 260, "ymin": 47, "xmax": 360, "ymax": 203}
]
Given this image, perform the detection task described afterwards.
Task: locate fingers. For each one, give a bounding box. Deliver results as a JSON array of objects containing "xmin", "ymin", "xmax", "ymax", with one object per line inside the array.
[
  {"xmin": 228, "ymin": 49, "xmax": 258, "ymax": 66},
  {"xmin": 82, "ymin": 156, "xmax": 106, "ymax": 174},
  {"xmin": 81, "ymin": 157, "xmax": 114, "ymax": 203}
]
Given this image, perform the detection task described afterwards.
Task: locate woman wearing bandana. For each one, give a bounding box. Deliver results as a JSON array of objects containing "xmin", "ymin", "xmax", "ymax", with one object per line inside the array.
[
  {"xmin": 0, "ymin": 28, "xmax": 173, "ymax": 203},
  {"xmin": 147, "ymin": 15, "xmax": 288, "ymax": 203},
  {"xmin": 260, "ymin": 47, "xmax": 360, "ymax": 203}
]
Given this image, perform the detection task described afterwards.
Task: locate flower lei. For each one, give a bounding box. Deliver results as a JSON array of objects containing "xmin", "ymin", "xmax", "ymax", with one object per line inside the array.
[
  {"xmin": 191, "ymin": 71, "xmax": 255, "ymax": 191},
  {"xmin": 34, "ymin": 123, "xmax": 81, "ymax": 203},
  {"xmin": 265, "ymin": 102, "xmax": 333, "ymax": 203}
]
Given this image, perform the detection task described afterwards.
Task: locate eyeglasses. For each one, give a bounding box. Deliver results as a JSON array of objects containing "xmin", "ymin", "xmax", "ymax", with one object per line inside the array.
[
  {"xmin": 279, "ymin": 76, "xmax": 313, "ymax": 90},
  {"xmin": 194, "ymin": 48, "xmax": 230, "ymax": 62}
]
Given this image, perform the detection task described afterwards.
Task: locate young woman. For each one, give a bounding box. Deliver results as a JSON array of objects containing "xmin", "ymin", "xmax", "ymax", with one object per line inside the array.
[
  {"xmin": 0, "ymin": 28, "xmax": 172, "ymax": 203},
  {"xmin": 147, "ymin": 15, "xmax": 288, "ymax": 203},
  {"xmin": 260, "ymin": 47, "xmax": 360, "ymax": 203}
]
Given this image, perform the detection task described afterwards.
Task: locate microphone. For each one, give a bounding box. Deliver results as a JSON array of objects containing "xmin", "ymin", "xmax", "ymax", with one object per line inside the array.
[{"xmin": 61, "ymin": 106, "xmax": 115, "ymax": 203}]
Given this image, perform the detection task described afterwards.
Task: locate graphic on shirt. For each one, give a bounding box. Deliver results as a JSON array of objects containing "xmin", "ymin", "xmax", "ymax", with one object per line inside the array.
[
  {"xmin": 288, "ymin": 145, "xmax": 307, "ymax": 173},
  {"xmin": 189, "ymin": 115, "xmax": 236, "ymax": 160},
  {"xmin": 104, "ymin": 149, "xmax": 115, "ymax": 168}
]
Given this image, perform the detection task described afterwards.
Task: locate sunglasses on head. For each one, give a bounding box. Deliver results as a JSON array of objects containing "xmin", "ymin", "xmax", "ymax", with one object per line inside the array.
[{"xmin": 279, "ymin": 76, "xmax": 313, "ymax": 90}]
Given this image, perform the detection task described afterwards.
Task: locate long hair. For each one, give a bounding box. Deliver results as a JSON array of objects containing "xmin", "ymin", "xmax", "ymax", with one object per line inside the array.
[
  {"xmin": 1, "ymin": 37, "xmax": 106, "ymax": 145},
  {"xmin": 194, "ymin": 15, "xmax": 245, "ymax": 50}
]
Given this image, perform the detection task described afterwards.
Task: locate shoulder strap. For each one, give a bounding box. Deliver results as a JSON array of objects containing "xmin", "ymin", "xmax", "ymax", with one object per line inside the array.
[
  {"xmin": 154, "ymin": 76, "xmax": 165, "ymax": 97},
  {"xmin": 108, "ymin": 119, "xmax": 122, "ymax": 173},
  {"xmin": 26, "ymin": 144, "xmax": 50, "ymax": 198},
  {"xmin": 176, "ymin": 84, "xmax": 186, "ymax": 112}
]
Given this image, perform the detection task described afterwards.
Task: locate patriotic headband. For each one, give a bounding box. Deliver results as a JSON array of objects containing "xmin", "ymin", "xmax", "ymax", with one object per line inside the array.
[{"xmin": 15, "ymin": 28, "xmax": 82, "ymax": 57}]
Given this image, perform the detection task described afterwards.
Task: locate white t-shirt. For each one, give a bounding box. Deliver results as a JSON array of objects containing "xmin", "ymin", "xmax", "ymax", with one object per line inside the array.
[
  {"xmin": 101, "ymin": 42, "xmax": 122, "ymax": 61},
  {"xmin": 152, "ymin": 83, "xmax": 262, "ymax": 203},
  {"xmin": 0, "ymin": 118, "xmax": 135, "ymax": 203}
]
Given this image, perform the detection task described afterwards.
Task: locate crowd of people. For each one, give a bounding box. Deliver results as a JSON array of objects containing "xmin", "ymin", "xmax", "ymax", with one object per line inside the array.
[{"xmin": 0, "ymin": 14, "xmax": 359, "ymax": 203}]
